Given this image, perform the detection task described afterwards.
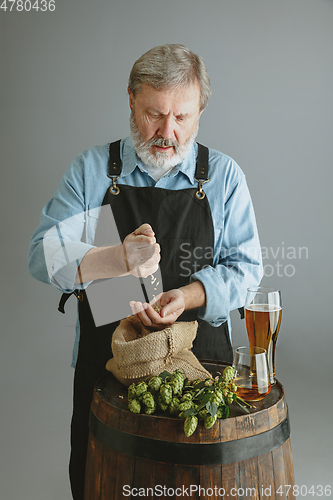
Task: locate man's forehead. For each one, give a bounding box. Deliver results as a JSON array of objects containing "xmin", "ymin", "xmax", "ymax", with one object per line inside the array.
[{"xmin": 135, "ymin": 82, "xmax": 201, "ymax": 111}]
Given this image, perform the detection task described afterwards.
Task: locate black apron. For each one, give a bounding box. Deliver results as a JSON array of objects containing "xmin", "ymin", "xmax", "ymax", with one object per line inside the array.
[{"xmin": 65, "ymin": 141, "xmax": 232, "ymax": 500}]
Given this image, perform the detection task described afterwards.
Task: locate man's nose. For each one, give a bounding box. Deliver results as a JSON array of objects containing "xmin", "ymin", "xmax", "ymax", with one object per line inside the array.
[{"xmin": 157, "ymin": 115, "xmax": 175, "ymax": 140}]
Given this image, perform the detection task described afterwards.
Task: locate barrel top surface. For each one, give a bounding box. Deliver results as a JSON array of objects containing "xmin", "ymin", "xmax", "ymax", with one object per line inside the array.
[{"xmin": 95, "ymin": 362, "xmax": 284, "ymax": 420}]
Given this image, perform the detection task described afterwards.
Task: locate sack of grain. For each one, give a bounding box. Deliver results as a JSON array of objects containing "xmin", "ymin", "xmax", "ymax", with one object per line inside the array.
[{"xmin": 106, "ymin": 315, "xmax": 212, "ymax": 386}]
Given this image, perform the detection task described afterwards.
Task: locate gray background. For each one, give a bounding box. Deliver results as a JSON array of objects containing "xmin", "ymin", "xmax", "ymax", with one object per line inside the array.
[{"xmin": 1, "ymin": 0, "xmax": 332, "ymax": 498}]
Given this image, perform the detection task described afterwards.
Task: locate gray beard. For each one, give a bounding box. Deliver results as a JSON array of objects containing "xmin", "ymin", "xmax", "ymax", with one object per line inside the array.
[{"xmin": 130, "ymin": 111, "xmax": 199, "ymax": 170}]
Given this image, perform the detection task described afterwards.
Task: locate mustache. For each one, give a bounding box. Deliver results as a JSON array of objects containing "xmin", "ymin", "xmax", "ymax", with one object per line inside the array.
[
  {"xmin": 130, "ymin": 113, "xmax": 180, "ymax": 152},
  {"xmin": 146, "ymin": 136, "xmax": 179, "ymax": 151}
]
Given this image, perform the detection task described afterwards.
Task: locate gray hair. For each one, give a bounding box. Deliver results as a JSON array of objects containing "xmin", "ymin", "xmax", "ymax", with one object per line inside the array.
[{"xmin": 128, "ymin": 44, "xmax": 211, "ymax": 111}]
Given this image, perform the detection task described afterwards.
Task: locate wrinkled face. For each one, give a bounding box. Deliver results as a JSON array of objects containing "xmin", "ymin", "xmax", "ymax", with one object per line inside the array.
[{"xmin": 129, "ymin": 82, "xmax": 203, "ymax": 169}]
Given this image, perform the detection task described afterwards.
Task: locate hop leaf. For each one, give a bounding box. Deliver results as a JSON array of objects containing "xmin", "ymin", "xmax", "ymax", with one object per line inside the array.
[
  {"xmin": 206, "ymin": 401, "xmax": 218, "ymax": 417},
  {"xmin": 158, "ymin": 370, "xmax": 173, "ymax": 380},
  {"xmin": 180, "ymin": 408, "xmax": 198, "ymax": 419}
]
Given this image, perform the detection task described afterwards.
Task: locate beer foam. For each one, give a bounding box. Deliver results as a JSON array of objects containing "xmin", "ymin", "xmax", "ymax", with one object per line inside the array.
[{"xmin": 245, "ymin": 304, "xmax": 282, "ymax": 312}]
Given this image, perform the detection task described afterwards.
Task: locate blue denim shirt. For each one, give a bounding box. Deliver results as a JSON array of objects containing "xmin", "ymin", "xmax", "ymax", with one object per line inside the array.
[{"xmin": 28, "ymin": 137, "xmax": 263, "ymax": 366}]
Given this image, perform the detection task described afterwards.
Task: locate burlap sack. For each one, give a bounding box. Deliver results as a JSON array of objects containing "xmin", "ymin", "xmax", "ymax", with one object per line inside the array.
[{"xmin": 106, "ymin": 315, "xmax": 212, "ymax": 386}]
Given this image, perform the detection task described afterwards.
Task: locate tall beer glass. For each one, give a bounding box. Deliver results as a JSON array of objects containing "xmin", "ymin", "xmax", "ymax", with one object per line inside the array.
[{"xmin": 245, "ymin": 287, "xmax": 282, "ymax": 385}]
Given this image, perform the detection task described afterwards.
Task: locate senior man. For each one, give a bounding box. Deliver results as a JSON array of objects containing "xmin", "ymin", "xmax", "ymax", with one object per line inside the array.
[{"xmin": 28, "ymin": 44, "xmax": 263, "ymax": 500}]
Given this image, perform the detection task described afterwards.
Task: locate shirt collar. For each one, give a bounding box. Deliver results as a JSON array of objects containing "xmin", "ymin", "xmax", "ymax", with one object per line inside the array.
[{"xmin": 120, "ymin": 136, "xmax": 198, "ymax": 185}]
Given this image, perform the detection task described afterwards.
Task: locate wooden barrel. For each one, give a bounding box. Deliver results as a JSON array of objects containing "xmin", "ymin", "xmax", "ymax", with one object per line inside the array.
[{"xmin": 84, "ymin": 363, "xmax": 295, "ymax": 500}]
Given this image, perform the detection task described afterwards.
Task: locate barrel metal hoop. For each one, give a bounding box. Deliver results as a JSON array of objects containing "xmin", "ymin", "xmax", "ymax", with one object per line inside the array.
[{"xmin": 88, "ymin": 408, "xmax": 291, "ymax": 466}]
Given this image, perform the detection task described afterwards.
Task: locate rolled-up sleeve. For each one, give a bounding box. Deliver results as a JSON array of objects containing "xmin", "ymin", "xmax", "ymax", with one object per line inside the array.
[{"xmin": 190, "ymin": 172, "xmax": 263, "ymax": 326}]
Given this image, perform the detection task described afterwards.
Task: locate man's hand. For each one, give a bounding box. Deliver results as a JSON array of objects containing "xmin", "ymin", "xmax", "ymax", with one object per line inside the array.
[
  {"xmin": 122, "ymin": 223, "xmax": 160, "ymax": 278},
  {"xmin": 130, "ymin": 289, "xmax": 185, "ymax": 329},
  {"xmin": 130, "ymin": 281, "xmax": 206, "ymax": 330},
  {"xmin": 75, "ymin": 223, "xmax": 160, "ymax": 283}
]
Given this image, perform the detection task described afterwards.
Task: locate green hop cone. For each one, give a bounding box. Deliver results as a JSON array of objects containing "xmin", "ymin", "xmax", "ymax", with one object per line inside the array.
[
  {"xmin": 184, "ymin": 416, "xmax": 198, "ymax": 437},
  {"xmin": 204, "ymin": 413, "xmax": 217, "ymax": 429},
  {"xmin": 143, "ymin": 395, "xmax": 156, "ymax": 415},
  {"xmin": 216, "ymin": 406, "xmax": 225, "ymax": 419},
  {"xmin": 157, "ymin": 395, "xmax": 169, "ymax": 412},
  {"xmin": 128, "ymin": 399, "xmax": 141, "ymax": 414},
  {"xmin": 218, "ymin": 381, "xmax": 228, "ymax": 392},
  {"xmin": 170, "ymin": 370, "xmax": 184, "ymax": 395},
  {"xmin": 135, "ymin": 381, "xmax": 148, "ymax": 398},
  {"xmin": 178, "ymin": 400, "xmax": 193, "ymax": 413},
  {"xmin": 144, "ymin": 404, "xmax": 156, "ymax": 415},
  {"xmin": 226, "ymin": 392, "xmax": 234, "ymax": 405},
  {"xmin": 128, "ymin": 383, "xmax": 137, "ymax": 400},
  {"xmin": 222, "ymin": 366, "xmax": 235, "ymax": 384},
  {"xmin": 205, "ymin": 379, "xmax": 214, "ymax": 386},
  {"xmin": 148, "ymin": 376, "xmax": 162, "ymax": 392},
  {"xmin": 142, "ymin": 392, "xmax": 155, "ymax": 409},
  {"xmin": 198, "ymin": 408, "xmax": 209, "ymax": 419},
  {"xmin": 181, "ymin": 392, "xmax": 193, "ymax": 402},
  {"xmin": 160, "ymin": 383, "xmax": 173, "ymax": 405},
  {"xmin": 169, "ymin": 397, "xmax": 180, "ymax": 415},
  {"xmin": 211, "ymin": 389, "xmax": 223, "ymax": 406},
  {"xmin": 215, "ymin": 389, "xmax": 223, "ymax": 400}
]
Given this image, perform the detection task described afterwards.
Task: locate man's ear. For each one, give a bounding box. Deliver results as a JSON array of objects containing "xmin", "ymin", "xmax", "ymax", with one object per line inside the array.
[{"xmin": 128, "ymin": 88, "xmax": 134, "ymax": 111}]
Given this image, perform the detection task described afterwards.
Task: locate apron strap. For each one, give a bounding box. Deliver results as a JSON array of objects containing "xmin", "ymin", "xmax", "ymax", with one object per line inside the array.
[
  {"xmin": 194, "ymin": 143, "xmax": 209, "ymax": 199},
  {"xmin": 107, "ymin": 140, "xmax": 122, "ymax": 177},
  {"xmin": 107, "ymin": 140, "xmax": 122, "ymax": 195},
  {"xmin": 58, "ymin": 291, "xmax": 73, "ymax": 314},
  {"xmin": 195, "ymin": 143, "xmax": 209, "ymax": 180},
  {"xmin": 58, "ymin": 290, "xmax": 83, "ymax": 314}
]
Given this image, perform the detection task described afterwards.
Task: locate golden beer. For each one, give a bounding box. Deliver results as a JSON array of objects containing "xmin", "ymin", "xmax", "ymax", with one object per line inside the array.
[
  {"xmin": 235, "ymin": 377, "xmax": 271, "ymax": 401},
  {"xmin": 245, "ymin": 304, "xmax": 282, "ymax": 384},
  {"xmin": 232, "ymin": 346, "xmax": 271, "ymax": 402}
]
